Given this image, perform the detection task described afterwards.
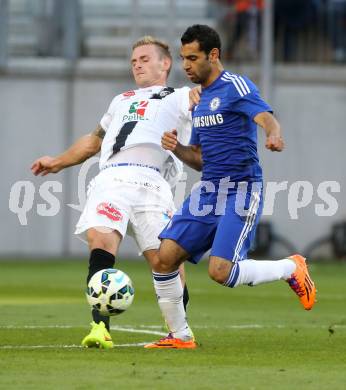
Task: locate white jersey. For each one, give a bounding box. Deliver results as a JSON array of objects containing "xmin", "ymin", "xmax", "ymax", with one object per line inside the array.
[{"xmin": 99, "ymin": 85, "xmax": 191, "ymax": 187}]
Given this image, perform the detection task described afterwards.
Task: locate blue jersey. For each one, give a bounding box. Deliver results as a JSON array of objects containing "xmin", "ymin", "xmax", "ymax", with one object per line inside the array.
[{"xmin": 190, "ymin": 70, "xmax": 272, "ymax": 183}]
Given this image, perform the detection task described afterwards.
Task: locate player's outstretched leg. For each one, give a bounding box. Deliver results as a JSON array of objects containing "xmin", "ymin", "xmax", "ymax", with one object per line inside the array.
[
  {"xmin": 213, "ymin": 254, "xmax": 316, "ymax": 310},
  {"xmin": 81, "ymin": 248, "xmax": 115, "ymax": 348},
  {"xmin": 286, "ymin": 254, "xmax": 316, "ymax": 310}
]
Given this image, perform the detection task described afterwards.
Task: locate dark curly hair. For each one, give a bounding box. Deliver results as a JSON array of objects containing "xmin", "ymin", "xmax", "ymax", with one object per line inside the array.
[{"xmin": 181, "ymin": 24, "xmax": 221, "ymax": 58}]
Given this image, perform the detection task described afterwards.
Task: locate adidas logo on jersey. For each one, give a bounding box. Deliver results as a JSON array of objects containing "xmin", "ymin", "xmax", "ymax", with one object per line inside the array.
[
  {"xmin": 193, "ymin": 114, "xmax": 224, "ymax": 128},
  {"xmin": 221, "ymin": 72, "xmax": 251, "ymax": 97}
]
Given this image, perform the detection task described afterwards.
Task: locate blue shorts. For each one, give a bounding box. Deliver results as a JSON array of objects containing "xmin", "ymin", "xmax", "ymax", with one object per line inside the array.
[{"xmin": 159, "ymin": 181, "xmax": 263, "ymax": 264}]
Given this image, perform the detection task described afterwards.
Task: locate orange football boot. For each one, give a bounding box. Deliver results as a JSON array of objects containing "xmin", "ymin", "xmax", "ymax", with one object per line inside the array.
[
  {"xmin": 144, "ymin": 333, "xmax": 197, "ymax": 349},
  {"xmin": 287, "ymin": 254, "xmax": 316, "ymax": 310}
]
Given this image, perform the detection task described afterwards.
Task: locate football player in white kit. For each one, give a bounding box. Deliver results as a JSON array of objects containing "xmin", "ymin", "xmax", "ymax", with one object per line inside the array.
[{"xmin": 31, "ymin": 36, "xmax": 192, "ymax": 349}]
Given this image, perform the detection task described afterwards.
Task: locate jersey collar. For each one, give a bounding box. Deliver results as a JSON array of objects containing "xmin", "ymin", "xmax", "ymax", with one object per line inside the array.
[{"xmin": 203, "ymin": 71, "xmax": 227, "ymax": 91}]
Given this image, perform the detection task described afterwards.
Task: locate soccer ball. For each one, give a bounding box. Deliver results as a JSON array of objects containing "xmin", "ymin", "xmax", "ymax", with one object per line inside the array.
[{"xmin": 86, "ymin": 268, "xmax": 134, "ymax": 316}]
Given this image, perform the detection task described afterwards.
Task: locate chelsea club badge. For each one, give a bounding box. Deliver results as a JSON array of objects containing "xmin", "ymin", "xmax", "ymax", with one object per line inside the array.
[{"xmin": 209, "ymin": 97, "xmax": 221, "ymax": 111}]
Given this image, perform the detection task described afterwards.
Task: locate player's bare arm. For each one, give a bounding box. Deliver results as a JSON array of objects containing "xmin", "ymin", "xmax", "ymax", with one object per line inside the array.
[
  {"xmin": 92, "ymin": 124, "xmax": 106, "ymax": 139},
  {"xmin": 31, "ymin": 124, "xmax": 103, "ymax": 176},
  {"xmin": 254, "ymin": 111, "xmax": 284, "ymax": 152},
  {"xmin": 162, "ymin": 129, "xmax": 203, "ymax": 171}
]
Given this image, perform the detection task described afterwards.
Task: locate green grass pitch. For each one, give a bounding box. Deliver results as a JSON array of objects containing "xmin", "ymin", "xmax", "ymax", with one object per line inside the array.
[{"xmin": 0, "ymin": 259, "xmax": 345, "ymax": 389}]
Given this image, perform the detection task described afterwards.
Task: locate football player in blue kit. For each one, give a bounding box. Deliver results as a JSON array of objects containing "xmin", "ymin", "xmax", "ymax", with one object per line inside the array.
[{"xmin": 145, "ymin": 25, "xmax": 316, "ymax": 349}]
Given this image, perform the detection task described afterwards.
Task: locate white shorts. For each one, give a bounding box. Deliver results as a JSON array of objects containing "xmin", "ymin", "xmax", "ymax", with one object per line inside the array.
[{"xmin": 75, "ymin": 166, "xmax": 175, "ymax": 253}]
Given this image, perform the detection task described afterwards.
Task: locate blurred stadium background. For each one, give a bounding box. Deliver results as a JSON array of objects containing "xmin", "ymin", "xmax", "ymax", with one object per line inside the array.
[{"xmin": 0, "ymin": 0, "xmax": 345, "ymax": 260}]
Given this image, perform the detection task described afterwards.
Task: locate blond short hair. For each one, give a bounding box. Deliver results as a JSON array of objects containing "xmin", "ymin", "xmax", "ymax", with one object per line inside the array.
[{"xmin": 132, "ymin": 36, "xmax": 172, "ymax": 76}]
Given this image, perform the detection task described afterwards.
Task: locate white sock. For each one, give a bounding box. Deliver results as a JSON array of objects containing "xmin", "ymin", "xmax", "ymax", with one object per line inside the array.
[
  {"xmin": 152, "ymin": 270, "xmax": 193, "ymax": 340},
  {"xmin": 224, "ymin": 258, "xmax": 296, "ymax": 288}
]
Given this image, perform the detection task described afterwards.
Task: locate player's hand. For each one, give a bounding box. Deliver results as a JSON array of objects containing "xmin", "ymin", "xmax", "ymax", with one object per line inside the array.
[
  {"xmin": 189, "ymin": 86, "xmax": 201, "ymax": 110},
  {"xmin": 162, "ymin": 129, "xmax": 178, "ymax": 151},
  {"xmin": 265, "ymin": 135, "xmax": 284, "ymax": 152},
  {"xmin": 31, "ymin": 156, "xmax": 62, "ymax": 176}
]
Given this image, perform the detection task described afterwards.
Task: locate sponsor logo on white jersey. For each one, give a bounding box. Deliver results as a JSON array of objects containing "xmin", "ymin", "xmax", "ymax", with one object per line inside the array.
[
  {"xmin": 122, "ymin": 100, "xmax": 149, "ymax": 122},
  {"xmin": 121, "ymin": 90, "xmax": 136, "ymax": 100}
]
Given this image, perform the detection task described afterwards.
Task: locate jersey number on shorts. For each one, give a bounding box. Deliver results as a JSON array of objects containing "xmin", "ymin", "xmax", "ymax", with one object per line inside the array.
[{"xmin": 113, "ymin": 121, "xmax": 137, "ymax": 154}]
